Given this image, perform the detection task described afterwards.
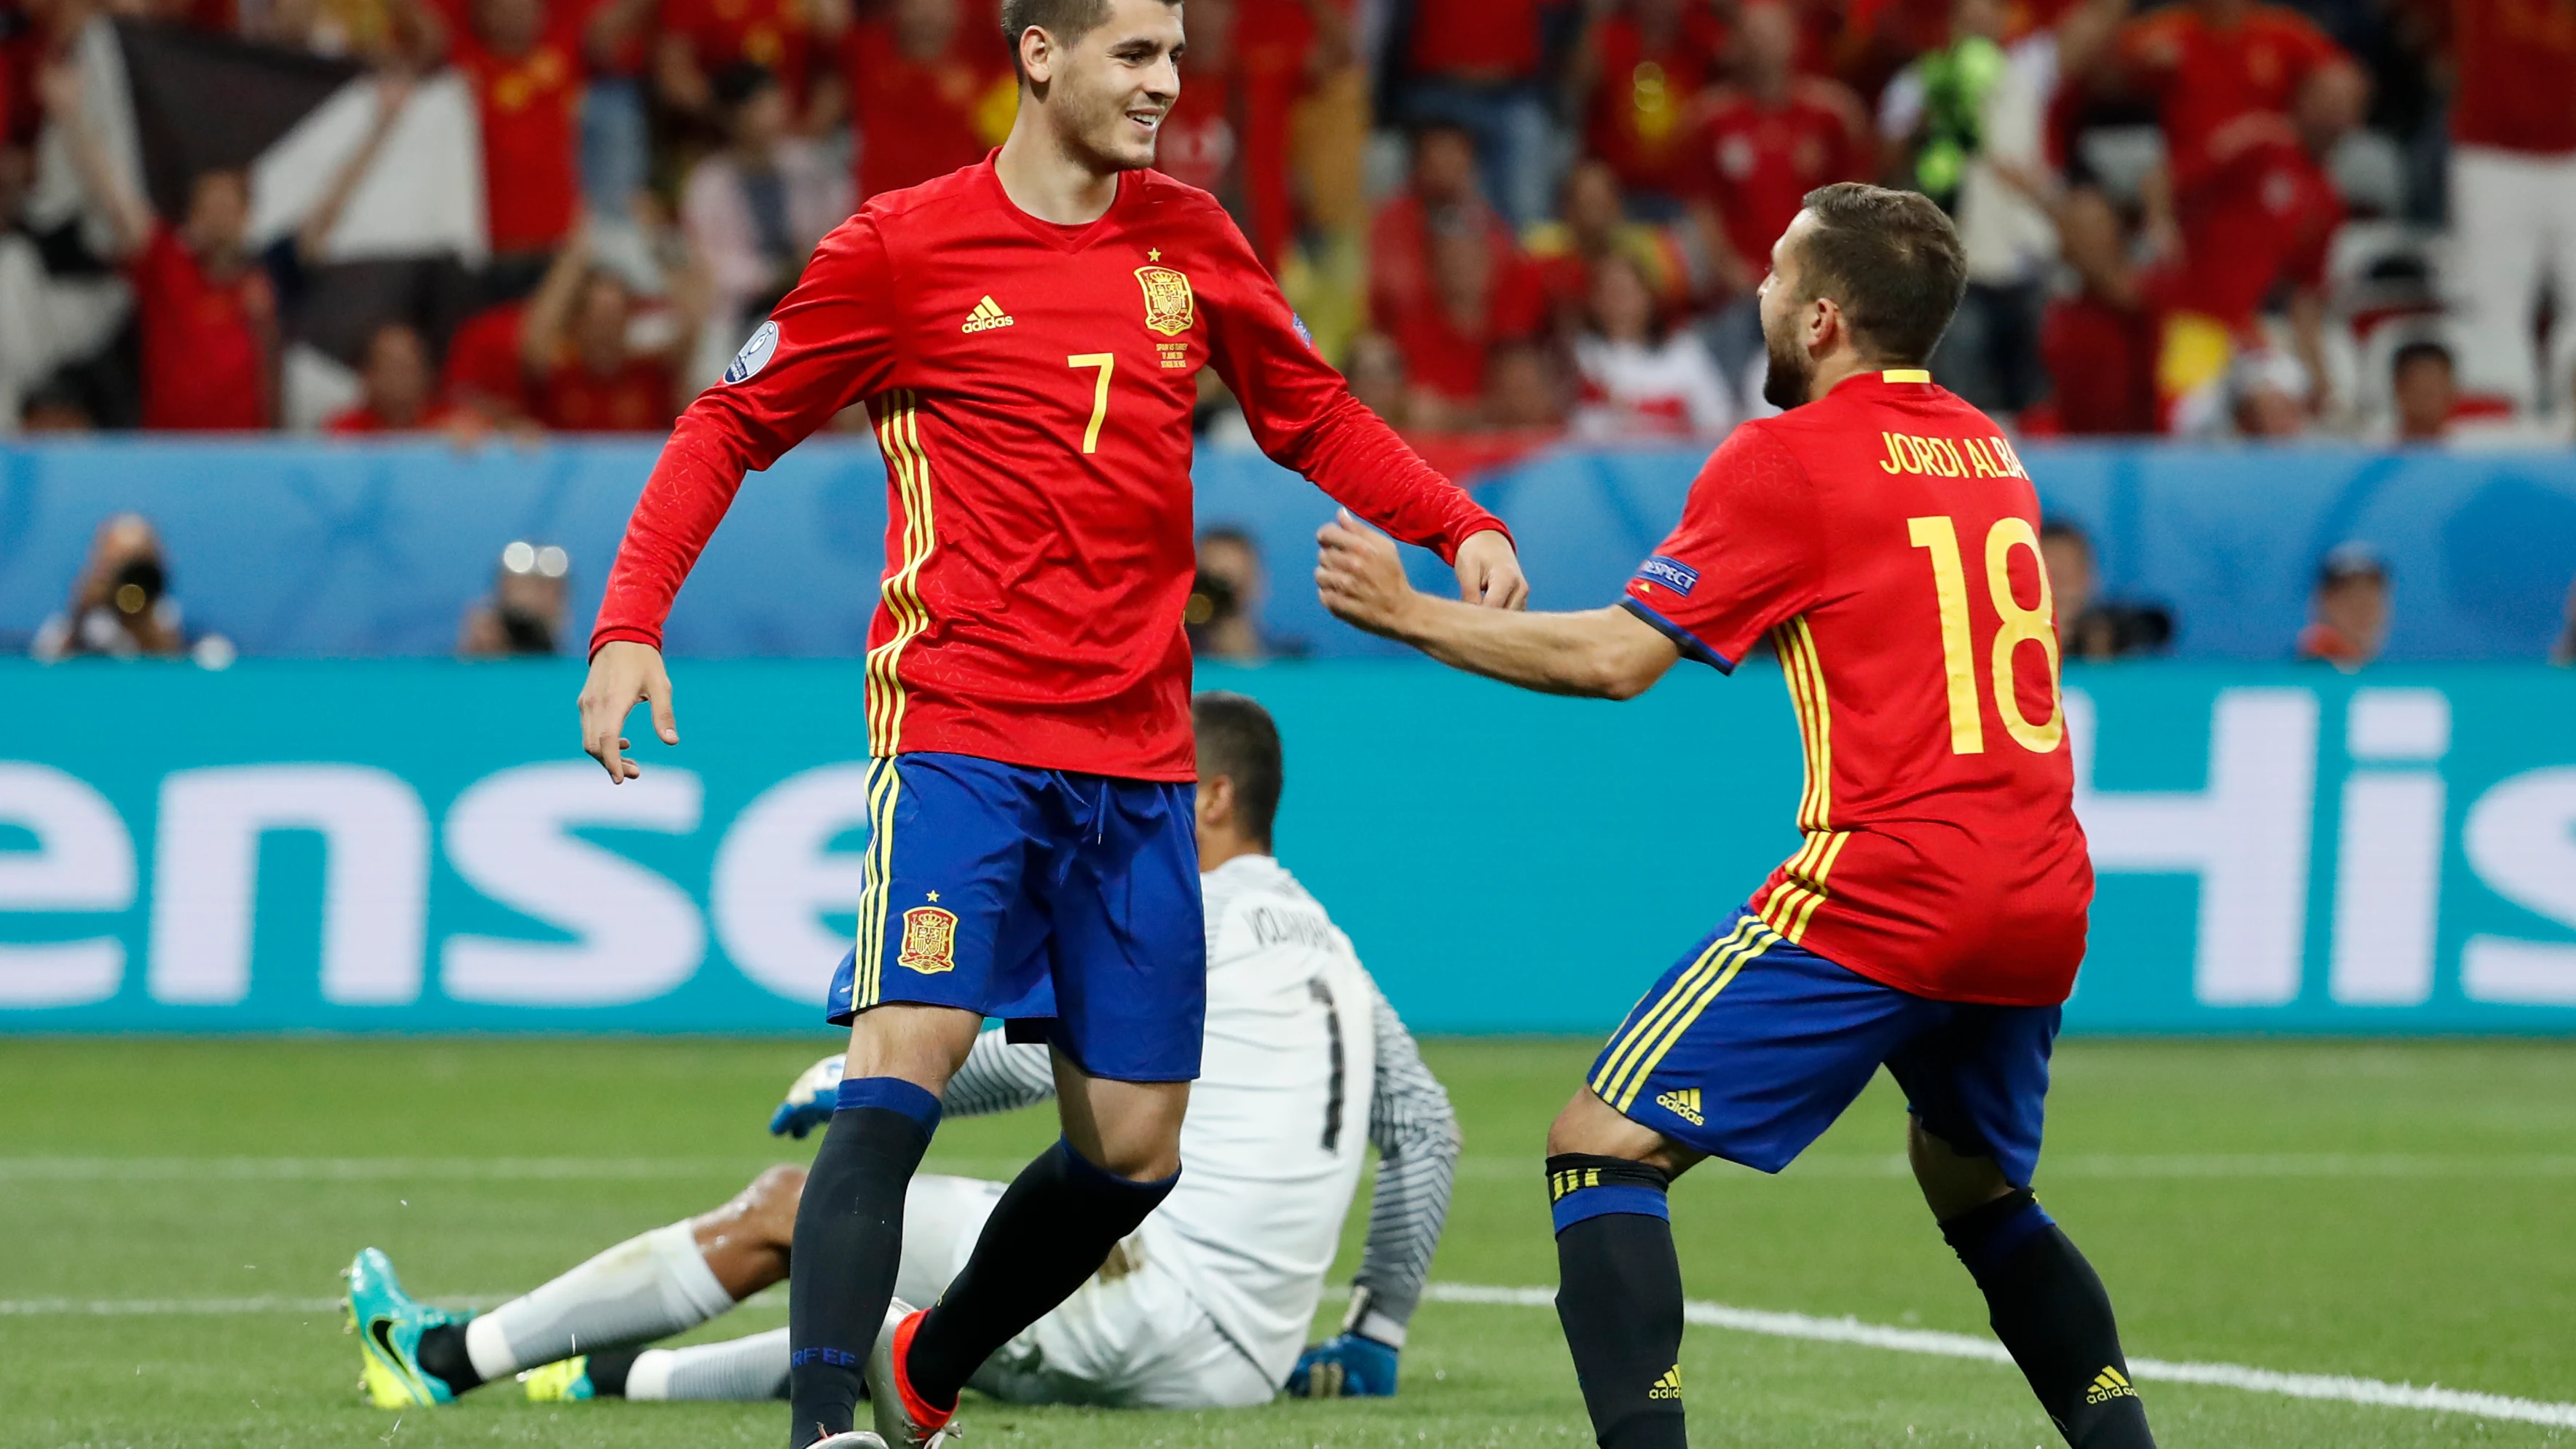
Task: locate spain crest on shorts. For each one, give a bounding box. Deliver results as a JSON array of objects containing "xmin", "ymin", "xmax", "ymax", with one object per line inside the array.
[
  {"xmin": 1135, "ymin": 266, "xmax": 1195, "ymax": 336},
  {"xmin": 898, "ymin": 905, "xmax": 959, "ymax": 974}
]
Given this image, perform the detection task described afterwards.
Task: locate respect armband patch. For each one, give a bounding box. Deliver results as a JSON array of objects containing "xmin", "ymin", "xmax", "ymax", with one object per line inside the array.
[
  {"xmin": 1636, "ymin": 556, "xmax": 1699, "ymax": 596},
  {"xmin": 724, "ymin": 320, "xmax": 780, "ymax": 384}
]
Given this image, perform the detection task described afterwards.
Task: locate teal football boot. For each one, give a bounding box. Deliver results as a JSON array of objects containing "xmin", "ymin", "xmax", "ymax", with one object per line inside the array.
[{"xmin": 344, "ymin": 1247, "xmax": 463, "ymax": 1408}]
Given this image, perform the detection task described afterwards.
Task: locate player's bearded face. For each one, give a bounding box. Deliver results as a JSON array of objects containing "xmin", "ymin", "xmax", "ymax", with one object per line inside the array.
[
  {"xmin": 1757, "ymin": 216, "xmax": 1819, "ymax": 411},
  {"xmin": 1051, "ymin": 0, "xmax": 1183, "ymax": 171},
  {"xmin": 1760, "ymin": 286, "xmax": 1816, "ymax": 411}
]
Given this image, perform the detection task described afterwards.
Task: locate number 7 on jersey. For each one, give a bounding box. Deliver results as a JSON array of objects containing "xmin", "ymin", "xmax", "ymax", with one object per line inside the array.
[{"xmin": 1068, "ymin": 353, "xmax": 1115, "ymax": 454}]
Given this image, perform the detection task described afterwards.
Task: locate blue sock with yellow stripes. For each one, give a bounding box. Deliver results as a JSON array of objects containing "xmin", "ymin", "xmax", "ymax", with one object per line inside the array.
[
  {"xmin": 786, "ymin": 1077, "xmax": 942, "ymax": 1449},
  {"xmin": 1942, "ymin": 1189, "xmax": 2156, "ymax": 1448},
  {"xmin": 1548, "ymin": 1153, "xmax": 1687, "ymax": 1449}
]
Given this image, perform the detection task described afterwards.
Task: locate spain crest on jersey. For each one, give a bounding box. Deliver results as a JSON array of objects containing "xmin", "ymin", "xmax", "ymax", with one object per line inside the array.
[
  {"xmin": 897, "ymin": 905, "xmax": 959, "ymax": 974},
  {"xmin": 1135, "ymin": 266, "xmax": 1196, "ymax": 336}
]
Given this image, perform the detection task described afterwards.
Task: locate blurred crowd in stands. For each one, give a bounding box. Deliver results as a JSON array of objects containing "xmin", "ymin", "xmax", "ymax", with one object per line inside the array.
[{"xmin": 1, "ymin": 0, "xmax": 2572, "ymax": 451}]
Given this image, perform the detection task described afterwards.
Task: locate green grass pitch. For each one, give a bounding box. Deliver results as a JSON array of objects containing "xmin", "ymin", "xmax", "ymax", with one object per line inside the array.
[{"xmin": 3, "ymin": 1036, "xmax": 2570, "ymax": 1448}]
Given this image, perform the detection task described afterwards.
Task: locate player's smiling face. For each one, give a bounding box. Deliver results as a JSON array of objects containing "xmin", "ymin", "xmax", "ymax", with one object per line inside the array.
[{"xmin": 1045, "ymin": 0, "xmax": 1185, "ymax": 172}]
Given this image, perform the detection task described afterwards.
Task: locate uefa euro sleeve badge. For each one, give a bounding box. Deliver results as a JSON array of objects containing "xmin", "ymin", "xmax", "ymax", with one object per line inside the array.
[
  {"xmin": 898, "ymin": 905, "xmax": 961, "ymax": 974},
  {"xmin": 1135, "ymin": 266, "xmax": 1196, "ymax": 336}
]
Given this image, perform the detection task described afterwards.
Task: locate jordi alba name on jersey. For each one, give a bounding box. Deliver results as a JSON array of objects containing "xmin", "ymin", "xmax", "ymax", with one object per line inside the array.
[{"xmin": 1620, "ymin": 370, "xmax": 2092, "ymax": 1007}]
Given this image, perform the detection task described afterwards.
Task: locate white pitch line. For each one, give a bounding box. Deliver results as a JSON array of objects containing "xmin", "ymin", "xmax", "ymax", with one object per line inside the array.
[
  {"xmin": 13, "ymin": 1284, "xmax": 2561, "ymax": 1429},
  {"xmin": 1423, "ymin": 1284, "xmax": 2576, "ymax": 1430}
]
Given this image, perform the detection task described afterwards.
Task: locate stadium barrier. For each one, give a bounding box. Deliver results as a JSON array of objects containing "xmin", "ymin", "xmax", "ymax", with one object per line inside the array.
[
  {"xmin": 3, "ymin": 659, "xmax": 2571, "ymax": 1035},
  {"xmin": 3, "ymin": 439, "xmax": 2572, "ymax": 660}
]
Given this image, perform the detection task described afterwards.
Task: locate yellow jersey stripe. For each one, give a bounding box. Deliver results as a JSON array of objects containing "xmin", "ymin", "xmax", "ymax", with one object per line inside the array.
[
  {"xmin": 1776, "ymin": 622, "xmax": 1828, "ymax": 831},
  {"xmin": 1591, "ymin": 920, "xmax": 1762, "ymax": 1104},
  {"xmin": 1786, "ymin": 831, "xmax": 1851, "ymax": 942},
  {"xmin": 1882, "ymin": 368, "xmax": 1931, "ymax": 383},
  {"xmin": 1613, "ymin": 927, "xmax": 1780, "ymax": 1111},
  {"xmin": 886, "ymin": 400, "xmax": 934, "ymax": 751},
  {"xmin": 867, "ymin": 392, "xmax": 937, "ymax": 757},
  {"xmin": 1787, "ymin": 618, "xmax": 1832, "ymax": 829}
]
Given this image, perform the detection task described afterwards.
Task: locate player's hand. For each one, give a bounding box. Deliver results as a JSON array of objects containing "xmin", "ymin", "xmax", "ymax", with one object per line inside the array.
[
  {"xmin": 1284, "ymin": 1332, "xmax": 1400, "ymax": 1397},
  {"xmin": 578, "ymin": 640, "xmax": 678, "ymax": 783},
  {"xmin": 1453, "ymin": 528, "xmax": 1527, "ymax": 609},
  {"xmin": 1315, "ymin": 510, "xmax": 1419, "ymax": 639},
  {"xmin": 769, "ymin": 1053, "xmax": 848, "ymax": 1137}
]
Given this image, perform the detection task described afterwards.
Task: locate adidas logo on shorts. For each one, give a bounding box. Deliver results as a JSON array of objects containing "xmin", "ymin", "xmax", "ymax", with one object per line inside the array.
[
  {"xmin": 2083, "ymin": 1367, "xmax": 2136, "ymax": 1405},
  {"xmin": 961, "ymin": 296, "xmax": 1016, "ymax": 333},
  {"xmin": 1647, "ymin": 1365, "xmax": 1682, "ymax": 1400},
  {"xmin": 1655, "ymin": 1087, "xmax": 1705, "ymax": 1126}
]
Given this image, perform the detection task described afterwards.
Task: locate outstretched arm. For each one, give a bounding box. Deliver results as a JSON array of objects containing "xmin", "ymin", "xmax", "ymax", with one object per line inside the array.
[
  {"xmin": 1315, "ymin": 512, "xmax": 1679, "ymax": 699},
  {"xmin": 1350, "ymin": 984, "xmax": 1459, "ymax": 1339},
  {"xmin": 580, "ymin": 213, "xmax": 898, "ymax": 781},
  {"xmin": 37, "ymin": 62, "xmax": 151, "ymax": 259},
  {"xmin": 1199, "ymin": 202, "xmax": 1527, "ymax": 609}
]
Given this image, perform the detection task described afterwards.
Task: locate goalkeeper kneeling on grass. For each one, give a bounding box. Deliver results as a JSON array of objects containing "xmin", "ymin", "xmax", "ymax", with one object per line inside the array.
[{"xmin": 344, "ymin": 692, "xmax": 1455, "ymax": 1410}]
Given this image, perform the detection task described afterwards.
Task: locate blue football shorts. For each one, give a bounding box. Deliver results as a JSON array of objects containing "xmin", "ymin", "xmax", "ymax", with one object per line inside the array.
[
  {"xmin": 1587, "ymin": 906, "xmax": 2060, "ymax": 1186},
  {"xmin": 823, "ymin": 751, "xmax": 1205, "ymax": 1083}
]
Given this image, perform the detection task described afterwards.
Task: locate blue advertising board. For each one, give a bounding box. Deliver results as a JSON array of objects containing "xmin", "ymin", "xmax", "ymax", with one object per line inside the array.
[
  {"xmin": 3, "ymin": 660, "xmax": 2571, "ymax": 1035},
  {"xmin": 3, "ymin": 438, "xmax": 2571, "ymax": 661}
]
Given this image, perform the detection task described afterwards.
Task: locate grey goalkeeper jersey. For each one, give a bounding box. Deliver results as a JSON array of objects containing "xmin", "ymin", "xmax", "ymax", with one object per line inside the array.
[{"xmin": 942, "ymin": 853, "xmax": 1459, "ymax": 1373}]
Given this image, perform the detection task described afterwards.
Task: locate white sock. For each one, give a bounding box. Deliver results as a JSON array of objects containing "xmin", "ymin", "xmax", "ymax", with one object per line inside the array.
[
  {"xmin": 463, "ymin": 1220, "xmax": 735, "ymax": 1381},
  {"xmin": 625, "ymin": 1327, "xmax": 791, "ymax": 1402}
]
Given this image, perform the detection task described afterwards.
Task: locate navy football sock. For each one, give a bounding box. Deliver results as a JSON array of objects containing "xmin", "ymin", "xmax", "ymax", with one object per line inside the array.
[
  {"xmin": 787, "ymin": 1077, "xmax": 941, "ymax": 1449},
  {"xmin": 903, "ymin": 1138, "xmax": 1178, "ymax": 1411},
  {"xmin": 1548, "ymin": 1154, "xmax": 1687, "ymax": 1449},
  {"xmin": 413, "ymin": 1322, "xmax": 481, "ymax": 1393},
  {"xmin": 1942, "ymin": 1189, "xmax": 2156, "ymax": 1448}
]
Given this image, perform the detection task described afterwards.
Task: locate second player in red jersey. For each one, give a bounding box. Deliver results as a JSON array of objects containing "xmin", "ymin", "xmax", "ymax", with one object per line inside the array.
[
  {"xmin": 1317, "ymin": 183, "xmax": 2154, "ymax": 1449},
  {"xmin": 1620, "ymin": 370, "xmax": 2089, "ymax": 1006}
]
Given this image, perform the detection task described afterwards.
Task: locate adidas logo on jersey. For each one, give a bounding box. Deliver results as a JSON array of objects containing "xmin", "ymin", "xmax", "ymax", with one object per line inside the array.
[
  {"xmin": 2083, "ymin": 1367, "xmax": 2136, "ymax": 1405},
  {"xmin": 1655, "ymin": 1087, "xmax": 1704, "ymax": 1126},
  {"xmin": 961, "ymin": 296, "xmax": 1016, "ymax": 333},
  {"xmin": 1647, "ymin": 1365, "xmax": 1682, "ymax": 1400}
]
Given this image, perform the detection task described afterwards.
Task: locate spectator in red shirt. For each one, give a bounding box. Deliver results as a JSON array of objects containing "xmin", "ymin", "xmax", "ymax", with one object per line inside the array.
[
  {"xmin": 425, "ymin": 0, "xmax": 591, "ymax": 261},
  {"xmin": 39, "ymin": 62, "xmax": 274, "ymax": 430},
  {"xmin": 1570, "ymin": 0, "xmax": 1727, "ymax": 213},
  {"xmin": 1524, "ymin": 159, "xmax": 1694, "ymax": 339},
  {"xmin": 839, "ymin": 0, "xmax": 1014, "ymax": 201},
  {"xmin": 1389, "ymin": 217, "xmax": 1546, "ymax": 428},
  {"xmin": 2442, "ymin": 0, "xmax": 2576, "ymax": 409},
  {"xmin": 1368, "ymin": 123, "xmax": 1514, "ymax": 328},
  {"xmin": 1395, "ymin": 0, "xmax": 1560, "ymax": 224},
  {"xmin": 2156, "ymin": 58, "xmax": 2363, "ymax": 411},
  {"xmin": 658, "ymin": 0, "xmax": 846, "ymax": 134},
  {"xmin": 519, "ymin": 221, "xmax": 688, "ymax": 432},
  {"xmin": 2036, "ymin": 188, "xmax": 2163, "ymax": 435},
  {"xmin": 2111, "ymin": 0, "xmax": 2342, "ymax": 204},
  {"xmin": 444, "ymin": 300, "xmax": 535, "ymax": 428},
  {"xmin": 327, "ymin": 323, "xmax": 465, "ymax": 434},
  {"xmin": 1680, "ymin": 1, "xmax": 1870, "ymax": 297}
]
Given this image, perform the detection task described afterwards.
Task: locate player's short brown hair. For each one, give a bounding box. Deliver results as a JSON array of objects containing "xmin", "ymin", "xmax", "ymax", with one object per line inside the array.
[
  {"xmin": 1790, "ymin": 182, "xmax": 1967, "ymax": 366},
  {"xmin": 1001, "ymin": 0, "xmax": 1179, "ymax": 77},
  {"xmin": 1192, "ymin": 690, "xmax": 1283, "ymax": 848}
]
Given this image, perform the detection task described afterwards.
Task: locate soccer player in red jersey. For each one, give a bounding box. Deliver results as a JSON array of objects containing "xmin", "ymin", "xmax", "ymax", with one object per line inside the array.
[
  {"xmin": 1317, "ymin": 184, "xmax": 2155, "ymax": 1449},
  {"xmin": 573, "ymin": 0, "xmax": 1523, "ymax": 1440}
]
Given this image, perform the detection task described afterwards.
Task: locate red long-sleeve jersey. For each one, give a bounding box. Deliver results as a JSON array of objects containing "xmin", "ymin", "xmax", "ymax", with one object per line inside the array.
[{"xmin": 592, "ymin": 156, "xmax": 1509, "ymax": 781}]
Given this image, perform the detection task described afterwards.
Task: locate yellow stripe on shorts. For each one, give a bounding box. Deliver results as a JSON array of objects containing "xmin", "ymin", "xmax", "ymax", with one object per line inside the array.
[
  {"xmin": 1591, "ymin": 918, "xmax": 1772, "ymax": 1110},
  {"xmin": 1607, "ymin": 925, "xmax": 1781, "ymax": 1112},
  {"xmin": 854, "ymin": 757, "xmax": 903, "ymax": 1009}
]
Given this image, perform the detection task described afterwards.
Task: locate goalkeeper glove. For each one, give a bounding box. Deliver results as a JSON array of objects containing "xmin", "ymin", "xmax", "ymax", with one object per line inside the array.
[
  {"xmin": 767, "ymin": 1053, "xmax": 847, "ymax": 1137},
  {"xmin": 1286, "ymin": 1332, "xmax": 1400, "ymax": 1397}
]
